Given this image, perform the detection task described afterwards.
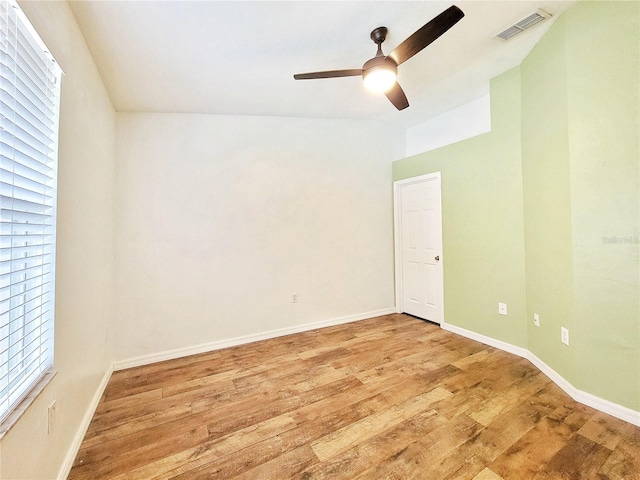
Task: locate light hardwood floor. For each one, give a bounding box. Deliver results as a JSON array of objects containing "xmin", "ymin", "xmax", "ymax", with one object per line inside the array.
[{"xmin": 69, "ymin": 314, "xmax": 639, "ymax": 479}]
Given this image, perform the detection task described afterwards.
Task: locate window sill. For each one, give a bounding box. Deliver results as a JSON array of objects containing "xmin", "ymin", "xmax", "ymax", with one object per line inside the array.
[{"xmin": 0, "ymin": 368, "xmax": 57, "ymax": 440}]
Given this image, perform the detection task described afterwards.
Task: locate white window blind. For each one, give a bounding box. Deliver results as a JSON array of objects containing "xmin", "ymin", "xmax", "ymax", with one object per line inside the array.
[{"xmin": 0, "ymin": 0, "xmax": 61, "ymax": 423}]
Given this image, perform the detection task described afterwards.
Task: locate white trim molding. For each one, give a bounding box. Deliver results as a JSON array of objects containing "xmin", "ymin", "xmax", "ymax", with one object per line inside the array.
[
  {"xmin": 527, "ymin": 352, "xmax": 640, "ymax": 427},
  {"xmin": 441, "ymin": 322, "xmax": 529, "ymax": 358},
  {"xmin": 113, "ymin": 308, "xmax": 397, "ymax": 371},
  {"xmin": 441, "ymin": 322, "xmax": 640, "ymax": 427},
  {"xmin": 393, "ymin": 172, "xmax": 445, "ymax": 325},
  {"xmin": 58, "ymin": 365, "xmax": 114, "ymax": 480}
]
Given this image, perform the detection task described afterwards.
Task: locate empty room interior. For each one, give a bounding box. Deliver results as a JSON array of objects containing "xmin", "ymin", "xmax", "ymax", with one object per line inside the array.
[{"xmin": 1, "ymin": 0, "xmax": 638, "ymax": 479}]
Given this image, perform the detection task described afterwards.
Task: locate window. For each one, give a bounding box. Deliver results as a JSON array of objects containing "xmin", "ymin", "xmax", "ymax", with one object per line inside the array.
[{"xmin": 0, "ymin": 0, "xmax": 61, "ymax": 425}]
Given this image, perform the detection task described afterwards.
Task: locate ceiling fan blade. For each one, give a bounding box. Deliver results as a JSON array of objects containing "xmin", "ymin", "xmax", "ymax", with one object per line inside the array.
[
  {"xmin": 388, "ymin": 5, "xmax": 464, "ymax": 66},
  {"xmin": 385, "ymin": 82, "xmax": 409, "ymax": 111},
  {"xmin": 293, "ymin": 69, "xmax": 362, "ymax": 80}
]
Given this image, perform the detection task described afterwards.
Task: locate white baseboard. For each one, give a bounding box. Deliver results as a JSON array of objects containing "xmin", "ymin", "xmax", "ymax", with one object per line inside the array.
[
  {"xmin": 441, "ymin": 322, "xmax": 640, "ymax": 427},
  {"xmin": 526, "ymin": 352, "xmax": 640, "ymax": 427},
  {"xmin": 113, "ymin": 308, "xmax": 397, "ymax": 371},
  {"xmin": 441, "ymin": 322, "xmax": 529, "ymax": 358},
  {"xmin": 58, "ymin": 364, "xmax": 113, "ymax": 480}
]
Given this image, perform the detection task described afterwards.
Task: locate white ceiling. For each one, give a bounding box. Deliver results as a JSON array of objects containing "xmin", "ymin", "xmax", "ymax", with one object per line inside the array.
[{"xmin": 68, "ymin": 0, "xmax": 575, "ymax": 128}]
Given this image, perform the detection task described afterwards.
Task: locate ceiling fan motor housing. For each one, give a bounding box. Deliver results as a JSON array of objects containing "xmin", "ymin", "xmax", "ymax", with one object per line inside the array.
[{"xmin": 370, "ymin": 26, "xmax": 388, "ymax": 45}]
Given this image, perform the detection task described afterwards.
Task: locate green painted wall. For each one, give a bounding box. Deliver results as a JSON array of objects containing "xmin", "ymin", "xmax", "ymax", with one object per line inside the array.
[
  {"xmin": 565, "ymin": 1, "xmax": 639, "ymax": 408},
  {"xmin": 394, "ymin": 67, "xmax": 528, "ymax": 348},
  {"xmin": 521, "ymin": 6, "xmax": 575, "ymax": 382},
  {"xmin": 394, "ymin": 1, "xmax": 639, "ymax": 411},
  {"xmin": 523, "ymin": 0, "xmax": 639, "ymax": 411}
]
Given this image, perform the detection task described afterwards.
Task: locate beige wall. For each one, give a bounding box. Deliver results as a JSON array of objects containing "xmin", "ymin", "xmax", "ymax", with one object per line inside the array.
[
  {"xmin": 1, "ymin": 3, "xmax": 401, "ymax": 477},
  {"xmin": 114, "ymin": 113, "xmax": 399, "ymax": 364},
  {"xmin": 1, "ymin": 2, "xmax": 117, "ymax": 478}
]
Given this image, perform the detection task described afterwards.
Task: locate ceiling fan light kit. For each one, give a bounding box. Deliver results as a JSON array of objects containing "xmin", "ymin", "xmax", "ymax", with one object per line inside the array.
[
  {"xmin": 362, "ymin": 57, "xmax": 398, "ymax": 93},
  {"xmin": 293, "ymin": 5, "xmax": 465, "ymax": 111}
]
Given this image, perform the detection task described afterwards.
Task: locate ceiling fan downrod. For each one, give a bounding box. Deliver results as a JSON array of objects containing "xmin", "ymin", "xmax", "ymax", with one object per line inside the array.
[{"xmin": 370, "ymin": 26, "xmax": 388, "ymax": 57}]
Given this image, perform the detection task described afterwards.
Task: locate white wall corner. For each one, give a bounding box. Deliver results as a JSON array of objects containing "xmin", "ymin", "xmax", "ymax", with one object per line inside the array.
[{"xmin": 405, "ymin": 94, "xmax": 491, "ymax": 157}]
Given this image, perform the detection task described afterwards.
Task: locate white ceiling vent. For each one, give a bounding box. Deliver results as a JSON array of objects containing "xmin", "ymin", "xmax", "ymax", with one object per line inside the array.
[{"xmin": 495, "ymin": 9, "xmax": 552, "ymax": 41}]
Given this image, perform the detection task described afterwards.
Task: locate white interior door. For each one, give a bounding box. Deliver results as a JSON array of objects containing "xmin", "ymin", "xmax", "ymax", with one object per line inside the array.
[{"xmin": 394, "ymin": 173, "xmax": 443, "ymax": 323}]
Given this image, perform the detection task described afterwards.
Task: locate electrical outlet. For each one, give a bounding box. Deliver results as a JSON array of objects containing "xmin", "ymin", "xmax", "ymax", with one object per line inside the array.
[
  {"xmin": 47, "ymin": 400, "xmax": 56, "ymax": 434},
  {"xmin": 498, "ymin": 303, "xmax": 508, "ymax": 315},
  {"xmin": 561, "ymin": 327, "xmax": 569, "ymax": 346},
  {"xmin": 291, "ymin": 293, "xmax": 298, "ymax": 303},
  {"xmin": 534, "ymin": 313, "xmax": 540, "ymax": 327}
]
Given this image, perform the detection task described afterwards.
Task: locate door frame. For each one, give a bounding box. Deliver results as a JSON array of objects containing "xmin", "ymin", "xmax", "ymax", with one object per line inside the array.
[{"xmin": 393, "ymin": 172, "xmax": 445, "ymax": 325}]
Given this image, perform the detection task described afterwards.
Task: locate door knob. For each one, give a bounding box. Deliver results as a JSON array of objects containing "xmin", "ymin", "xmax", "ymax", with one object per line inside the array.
[{"xmin": 435, "ymin": 256, "xmax": 440, "ymax": 261}]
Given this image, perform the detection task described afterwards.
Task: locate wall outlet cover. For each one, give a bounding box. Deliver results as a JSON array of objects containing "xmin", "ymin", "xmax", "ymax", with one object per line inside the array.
[
  {"xmin": 498, "ymin": 303, "xmax": 508, "ymax": 315},
  {"xmin": 47, "ymin": 400, "xmax": 56, "ymax": 434},
  {"xmin": 561, "ymin": 327, "xmax": 569, "ymax": 346},
  {"xmin": 534, "ymin": 313, "xmax": 540, "ymax": 327}
]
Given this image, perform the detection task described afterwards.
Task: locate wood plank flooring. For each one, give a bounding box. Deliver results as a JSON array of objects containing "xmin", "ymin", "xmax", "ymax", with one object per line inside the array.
[{"xmin": 68, "ymin": 314, "xmax": 640, "ymax": 479}]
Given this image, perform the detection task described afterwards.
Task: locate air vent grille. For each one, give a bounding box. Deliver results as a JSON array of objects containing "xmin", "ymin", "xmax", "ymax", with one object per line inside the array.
[{"xmin": 495, "ymin": 9, "xmax": 551, "ymax": 40}]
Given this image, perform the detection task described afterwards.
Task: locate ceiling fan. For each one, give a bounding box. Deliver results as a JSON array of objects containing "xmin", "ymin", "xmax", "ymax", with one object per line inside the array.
[{"xmin": 293, "ymin": 5, "xmax": 465, "ymax": 111}]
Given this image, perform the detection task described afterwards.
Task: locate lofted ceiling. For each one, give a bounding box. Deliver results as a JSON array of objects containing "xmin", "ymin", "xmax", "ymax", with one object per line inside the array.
[{"xmin": 68, "ymin": 0, "xmax": 575, "ymax": 128}]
